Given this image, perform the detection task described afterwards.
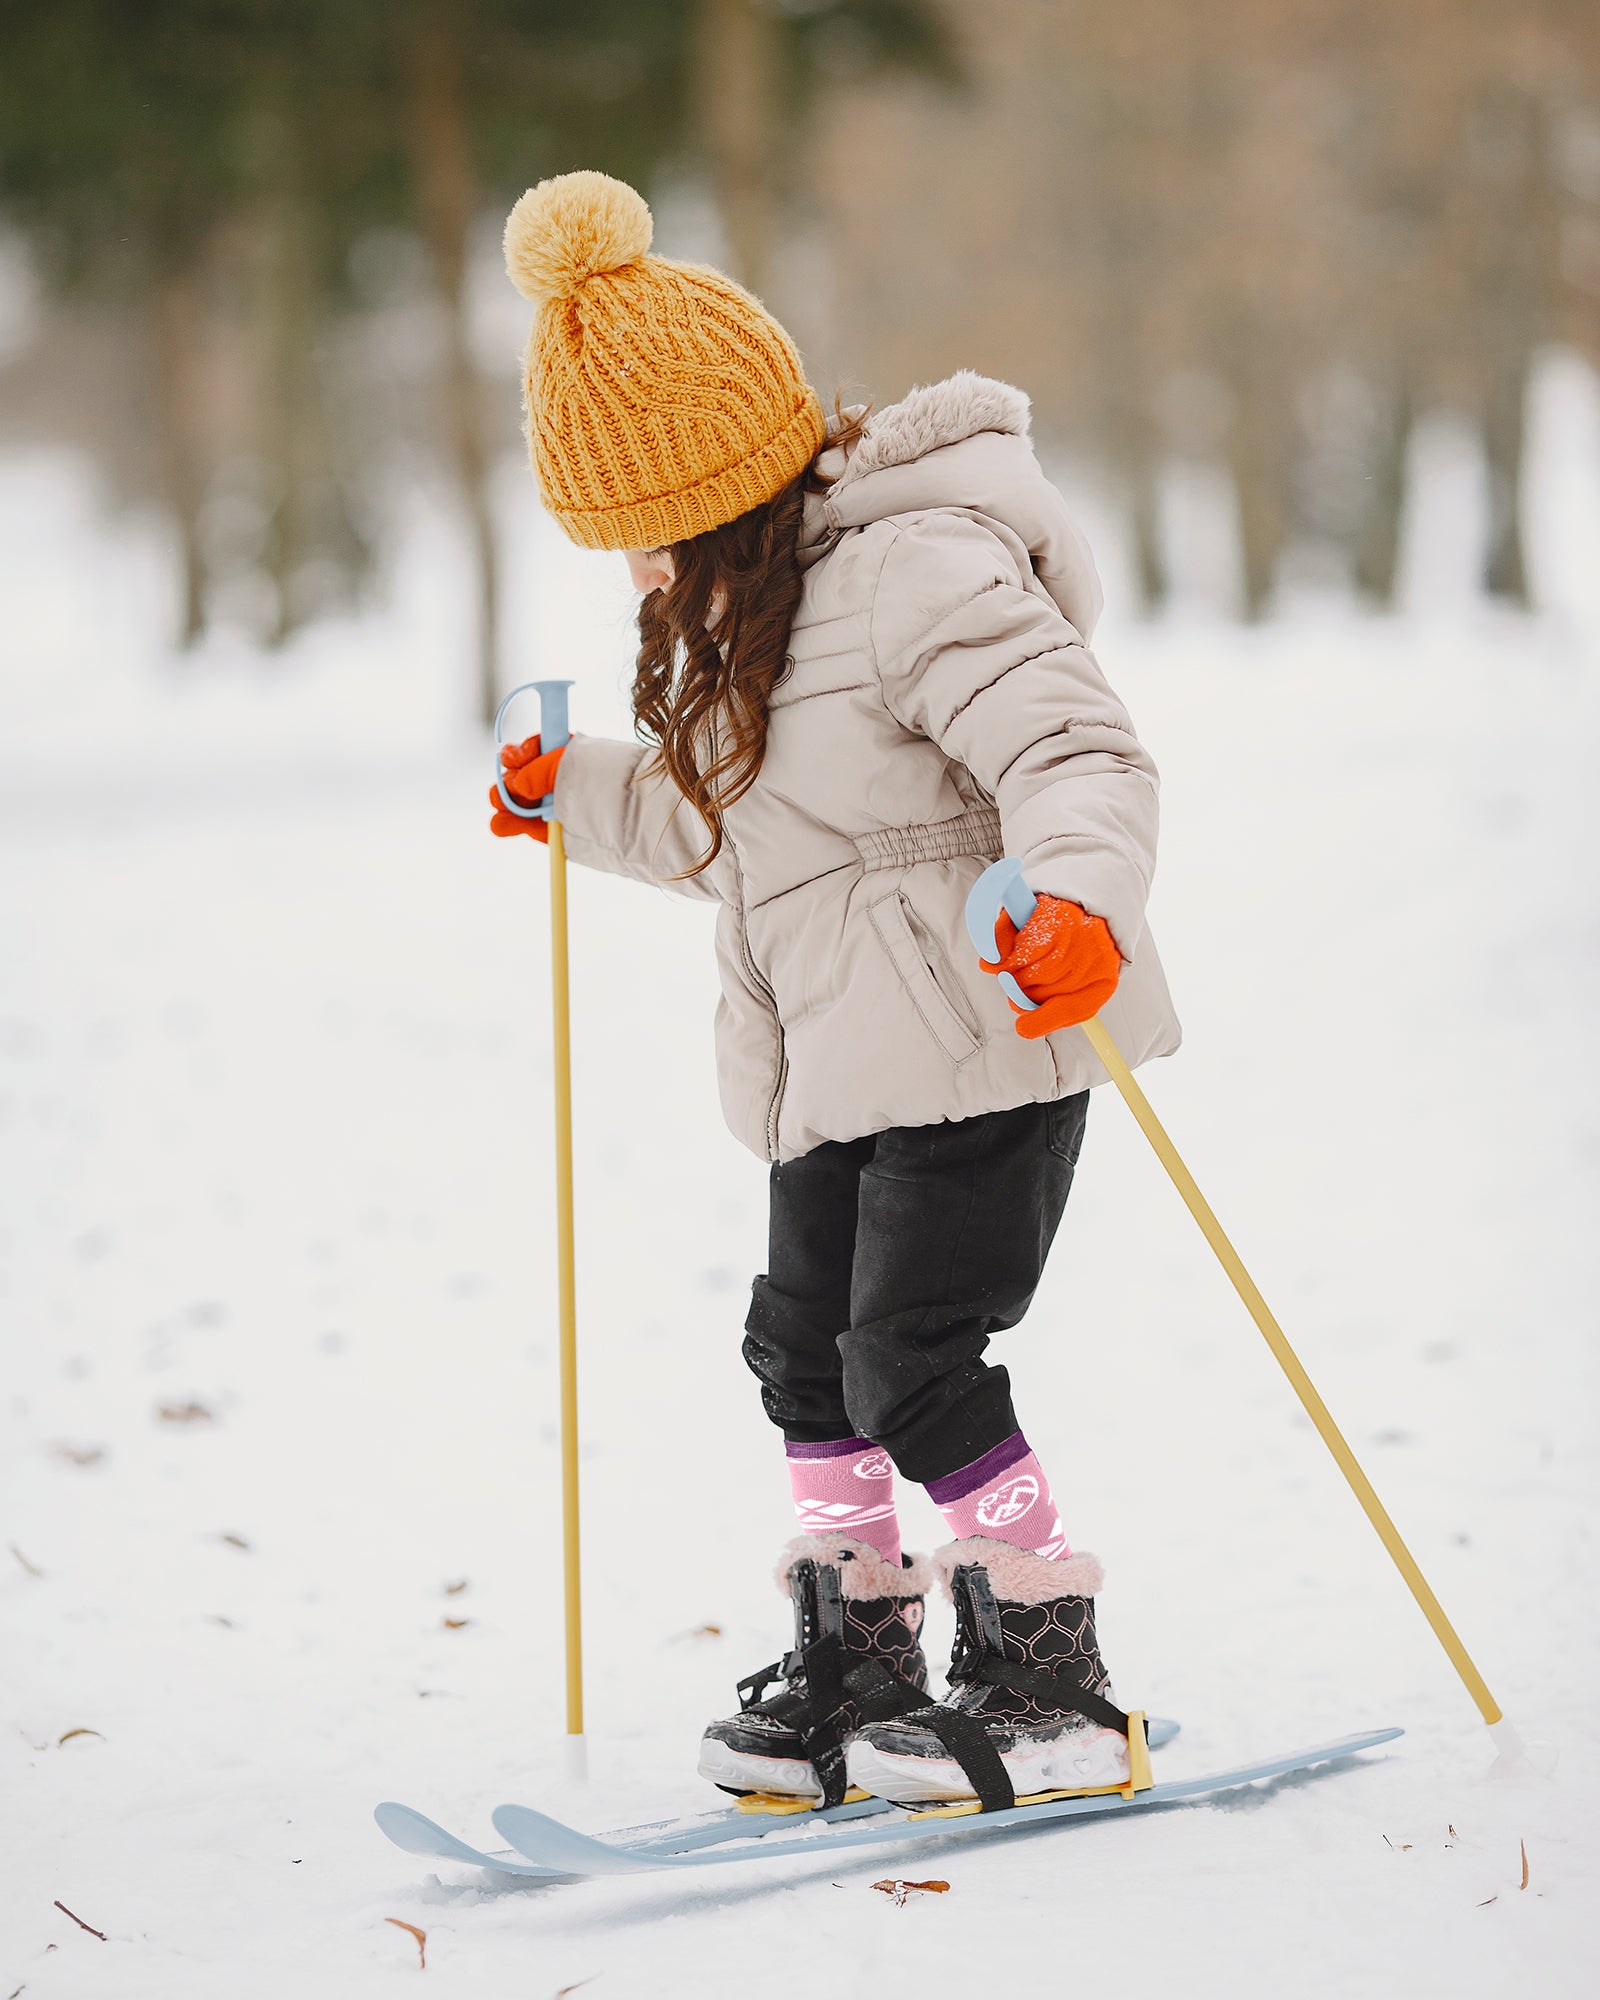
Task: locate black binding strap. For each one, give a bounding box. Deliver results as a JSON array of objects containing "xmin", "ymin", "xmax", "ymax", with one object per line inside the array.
[
  {"xmin": 736, "ymin": 1637, "xmax": 933, "ymax": 1809},
  {"xmin": 842, "ymin": 1657, "xmax": 931, "ymax": 1724},
  {"xmin": 797, "ymin": 1633, "xmax": 853, "ymax": 1806},
  {"xmin": 918, "ymin": 1706, "xmax": 1017, "ymax": 1812},
  {"xmin": 924, "ymin": 1654, "xmax": 1131, "ymax": 1812},
  {"xmin": 805, "ymin": 1650, "xmax": 929, "ymax": 1806},
  {"xmin": 736, "ymin": 1652, "xmax": 798, "ymax": 1709},
  {"xmin": 965, "ymin": 1658, "xmax": 1131, "ymax": 1739}
]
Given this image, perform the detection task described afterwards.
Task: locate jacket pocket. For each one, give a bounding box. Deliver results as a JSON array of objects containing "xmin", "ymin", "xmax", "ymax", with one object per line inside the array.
[{"xmin": 869, "ymin": 891, "xmax": 984, "ymax": 1066}]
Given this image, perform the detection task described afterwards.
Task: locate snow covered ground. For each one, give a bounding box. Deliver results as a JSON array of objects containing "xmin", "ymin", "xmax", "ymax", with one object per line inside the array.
[{"xmin": 4, "ymin": 366, "xmax": 1599, "ymax": 1996}]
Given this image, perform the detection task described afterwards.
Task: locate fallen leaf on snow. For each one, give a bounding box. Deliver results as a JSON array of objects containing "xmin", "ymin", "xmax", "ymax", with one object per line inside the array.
[
  {"xmin": 1520, "ymin": 1839, "xmax": 1530, "ymax": 1890},
  {"xmin": 442, "ymin": 1616, "xmax": 471, "ymax": 1631},
  {"xmin": 1478, "ymin": 1895, "xmax": 1498, "ymax": 1907},
  {"xmin": 8, "ymin": 1543, "xmax": 43, "ymax": 1577},
  {"xmin": 443, "ymin": 1579, "xmax": 469, "ymax": 1596},
  {"xmin": 554, "ymin": 1981, "xmax": 597, "ymax": 1997},
  {"xmin": 871, "ymin": 1878, "xmax": 950, "ymax": 1905},
  {"xmin": 385, "ymin": 1918, "xmax": 426, "ymax": 1969},
  {"xmin": 49, "ymin": 1443, "xmax": 106, "ymax": 1468},
  {"xmin": 156, "ymin": 1401, "xmax": 215, "ymax": 1425},
  {"xmin": 219, "ymin": 1532, "xmax": 252, "ymax": 1551},
  {"xmin": 57, "ymin": 1729, "xmax": 104, "ymax": 1747}
]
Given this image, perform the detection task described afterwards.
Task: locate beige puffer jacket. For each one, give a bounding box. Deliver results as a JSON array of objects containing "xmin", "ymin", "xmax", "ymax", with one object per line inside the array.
[{"xmin": 550, "ymin": 371, "xmax": 1181, "ymax": 1162}]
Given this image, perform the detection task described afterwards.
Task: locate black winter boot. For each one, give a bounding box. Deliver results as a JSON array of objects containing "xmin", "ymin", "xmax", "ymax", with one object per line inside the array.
[
  {"xmin": 845, "ymin": 1538, "xmax": 1140, "ymax": 1807},
  {"xmin": 698, "ymin": 1536, "xmax": 933, "ymax": 1805}
]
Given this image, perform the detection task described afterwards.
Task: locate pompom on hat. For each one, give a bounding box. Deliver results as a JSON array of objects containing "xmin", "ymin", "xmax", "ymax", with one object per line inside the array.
[{"xmin": 504, "ymin": 171, "xmax": 825, "ymax": 551}]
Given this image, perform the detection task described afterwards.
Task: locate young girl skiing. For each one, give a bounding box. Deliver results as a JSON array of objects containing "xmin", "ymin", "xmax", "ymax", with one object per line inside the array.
[{"xmin": 491, "ymin": 171, "xmax": 1180, "ymax": 1812}]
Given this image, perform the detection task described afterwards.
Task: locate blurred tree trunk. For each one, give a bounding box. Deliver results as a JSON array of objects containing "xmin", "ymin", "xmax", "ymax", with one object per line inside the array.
[
  {"xmin": 1352, "ymin": 374, "xmax": 1412, "ymax": 607},
  {"xmin": 149, "ymin": 257, "xmax": 209, "ymax": 649},
  {"xmin": 1468, "ymin": 84, "xmax": 1542, "ymax": 607},
  {"xmin": 241, "ymin": 79, "xmax": 331, "ymax": 650},
  {"xmin": 1220, "ymin": 327, "xmax": 1290, "ymax": 620},
  {"xmin": 409, "ymin": 0, "xmax": 499, "ymax": 725},
  {"xmin": 693, "ymin": 0, "xmax": 783, "ymax": 296},
  {"xmin": 1481, "ymin": 356, "xmax": 1529, "ymax": 605},
  {"xmin": 1119, "ymin": 419, "xmax": 1168, "ymax": 612},
  {"xmin": 258, "ymin": 158, "xmax": 319, "ymax": 646}
]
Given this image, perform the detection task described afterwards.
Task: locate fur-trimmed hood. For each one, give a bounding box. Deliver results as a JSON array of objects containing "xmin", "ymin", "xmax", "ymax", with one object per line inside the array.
[
  {"xmin": 802, "ymin": 369, "xmax": 1104, "ymax": 643},
  {"xmin": 829, "ymin": 371, "xmax": 1033, "ymax": 485}
]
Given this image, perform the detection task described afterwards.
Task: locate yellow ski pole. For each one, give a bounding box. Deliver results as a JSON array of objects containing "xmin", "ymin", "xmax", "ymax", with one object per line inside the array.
[
  {"xmin": 967, "ymin": 860, "xmax": 1519, "ymax": 1757},
  {"xmin": 548, "ymin": 814, "xmax": 585, "ymax": 1776},
  {"xmin": 1078, "ymin": 1015, "xmax": 1512, "ymax": 1736},
  {"xmin": 495, "ymin": 679, "xmax": 585, "ymax": 1778}
]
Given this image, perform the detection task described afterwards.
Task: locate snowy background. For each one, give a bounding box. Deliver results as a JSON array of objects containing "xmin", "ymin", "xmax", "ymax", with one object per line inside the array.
[{"xmin": 5, "ymin": 340, "xmax": 1600, "ymax": 1993}]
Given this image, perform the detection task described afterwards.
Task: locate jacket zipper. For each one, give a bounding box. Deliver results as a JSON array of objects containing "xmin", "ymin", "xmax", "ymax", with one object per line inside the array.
[{"xmin": 736, "ymin": 900, "xmax": 787, "ymax": 1159}]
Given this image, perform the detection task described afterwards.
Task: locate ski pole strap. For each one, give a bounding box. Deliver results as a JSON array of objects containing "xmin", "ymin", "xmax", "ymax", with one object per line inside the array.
[
  {"xmin": 963, "ymin": 855, "xmax": 1042, "ymax": 1010},
  {"xmin": 493, "ymin": 677, "xmax": 573, "ymax": 821}
]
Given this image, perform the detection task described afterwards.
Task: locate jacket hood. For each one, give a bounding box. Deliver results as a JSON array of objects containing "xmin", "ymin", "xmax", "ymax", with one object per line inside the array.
[{"xmin": 802, "ymin": 370, "xmax": 1104, "ymax": 641}]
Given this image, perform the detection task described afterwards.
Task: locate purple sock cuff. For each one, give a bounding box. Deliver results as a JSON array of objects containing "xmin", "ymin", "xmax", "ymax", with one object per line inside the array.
[
  {"xmin": 923, "ymin": 1430, "xmax": 1032, "ymax": 1505},
  {"xmin": 785, "ymin": 1435, "xmax": 876, "ymax": 1462}
]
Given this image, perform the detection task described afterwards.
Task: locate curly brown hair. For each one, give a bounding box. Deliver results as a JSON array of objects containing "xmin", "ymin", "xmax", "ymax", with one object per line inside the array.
[{"xmin": 631, "ymin": 404, "xmax": 871, "ymax": 877}]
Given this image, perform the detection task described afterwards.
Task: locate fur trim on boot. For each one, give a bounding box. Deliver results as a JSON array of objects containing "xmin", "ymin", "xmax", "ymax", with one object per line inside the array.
[
  {"xmin": 933, "ymin": 1536, "xmax": 1105, "ymax": 1605},
  {"xmin": 777, "ymin": 1534, "xmax": 935, "ymax": 1602}
]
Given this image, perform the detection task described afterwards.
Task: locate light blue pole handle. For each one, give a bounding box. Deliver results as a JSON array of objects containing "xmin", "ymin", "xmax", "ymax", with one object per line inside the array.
[
  {"xmin": 493, "ymin": 679, "xmax": 573, "ymax": 820},
  {"xmin": 963, "ymin": 857, "xmax": 1040, "ymax": 1012}
]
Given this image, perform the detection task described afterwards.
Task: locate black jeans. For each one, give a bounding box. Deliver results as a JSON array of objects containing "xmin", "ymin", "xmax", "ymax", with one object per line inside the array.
[{"xmin": 741, "ymin": 1096, "xmax": 1088, "ymax": 1484}]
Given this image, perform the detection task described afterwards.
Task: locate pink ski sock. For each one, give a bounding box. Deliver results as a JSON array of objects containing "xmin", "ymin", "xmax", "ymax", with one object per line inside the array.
[
  {"xmin": 785, "ymin": 1437, "xmax": 902, "ymax": 1567},
  {"xmin": 925, "ymin": 1433, "xmax": 1070, "ymax": 1560}
]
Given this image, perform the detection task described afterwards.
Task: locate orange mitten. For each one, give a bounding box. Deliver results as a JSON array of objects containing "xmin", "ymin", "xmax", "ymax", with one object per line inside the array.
[
  {"xmin": 982, "ymin": 892, "xmax": 1122, "ymax": 1039},
  {"xmin": 488, "ymin": 734, "xmax": 567, "ymax": 842}
]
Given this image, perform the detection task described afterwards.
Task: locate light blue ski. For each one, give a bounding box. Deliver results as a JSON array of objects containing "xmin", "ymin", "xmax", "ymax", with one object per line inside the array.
[
  {"xmin": 487, "ymin": 1729, "xmax": 1402, "ymax": 1878},
  {"xmin": 375, "ymin": 1717, "xmax": 1183, "ymax": 1876},
  {"xmin": 374, "ymin": 1801, "xmax": 570, "ymax": 1878},
  {"xmin": 373, "ymin": 1790, "xmax": 898, "ymax": 1880}
]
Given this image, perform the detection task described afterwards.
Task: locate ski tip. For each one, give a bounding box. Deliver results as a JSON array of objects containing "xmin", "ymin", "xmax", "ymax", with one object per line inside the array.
[
  {"xmin": 491, "ymin": 1801, "xmax": 571, "ymax": 1843},
  {"xmin": 373, "ymin": 1801, "xmax": 441, "ymax": 1854}
]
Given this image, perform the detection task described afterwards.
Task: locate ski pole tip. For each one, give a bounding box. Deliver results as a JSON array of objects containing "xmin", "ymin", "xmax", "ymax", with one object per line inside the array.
[
  {"xmin": 563, "ymin": 1733, "xmax": 589, "ymax": 1782},
  {"xmin": 1485, "ymin": 1716, "xmax": 1555, "ymax": 1783}
]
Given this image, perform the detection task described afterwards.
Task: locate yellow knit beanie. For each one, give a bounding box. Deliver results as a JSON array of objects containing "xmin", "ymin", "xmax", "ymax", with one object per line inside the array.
[{"xmin": 504, "ymin": 171, "xmax": 826, "ymax": 551}]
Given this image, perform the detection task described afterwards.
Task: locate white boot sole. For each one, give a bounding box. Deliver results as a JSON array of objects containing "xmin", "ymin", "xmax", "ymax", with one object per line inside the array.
[
  {"xmin": 846, "ymin": 1724, "xmax": 1130, "ymax": 1804},
  {"xmin": 697, "ymin": 1735, "xmax": 822, "ymax": 1803}
]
